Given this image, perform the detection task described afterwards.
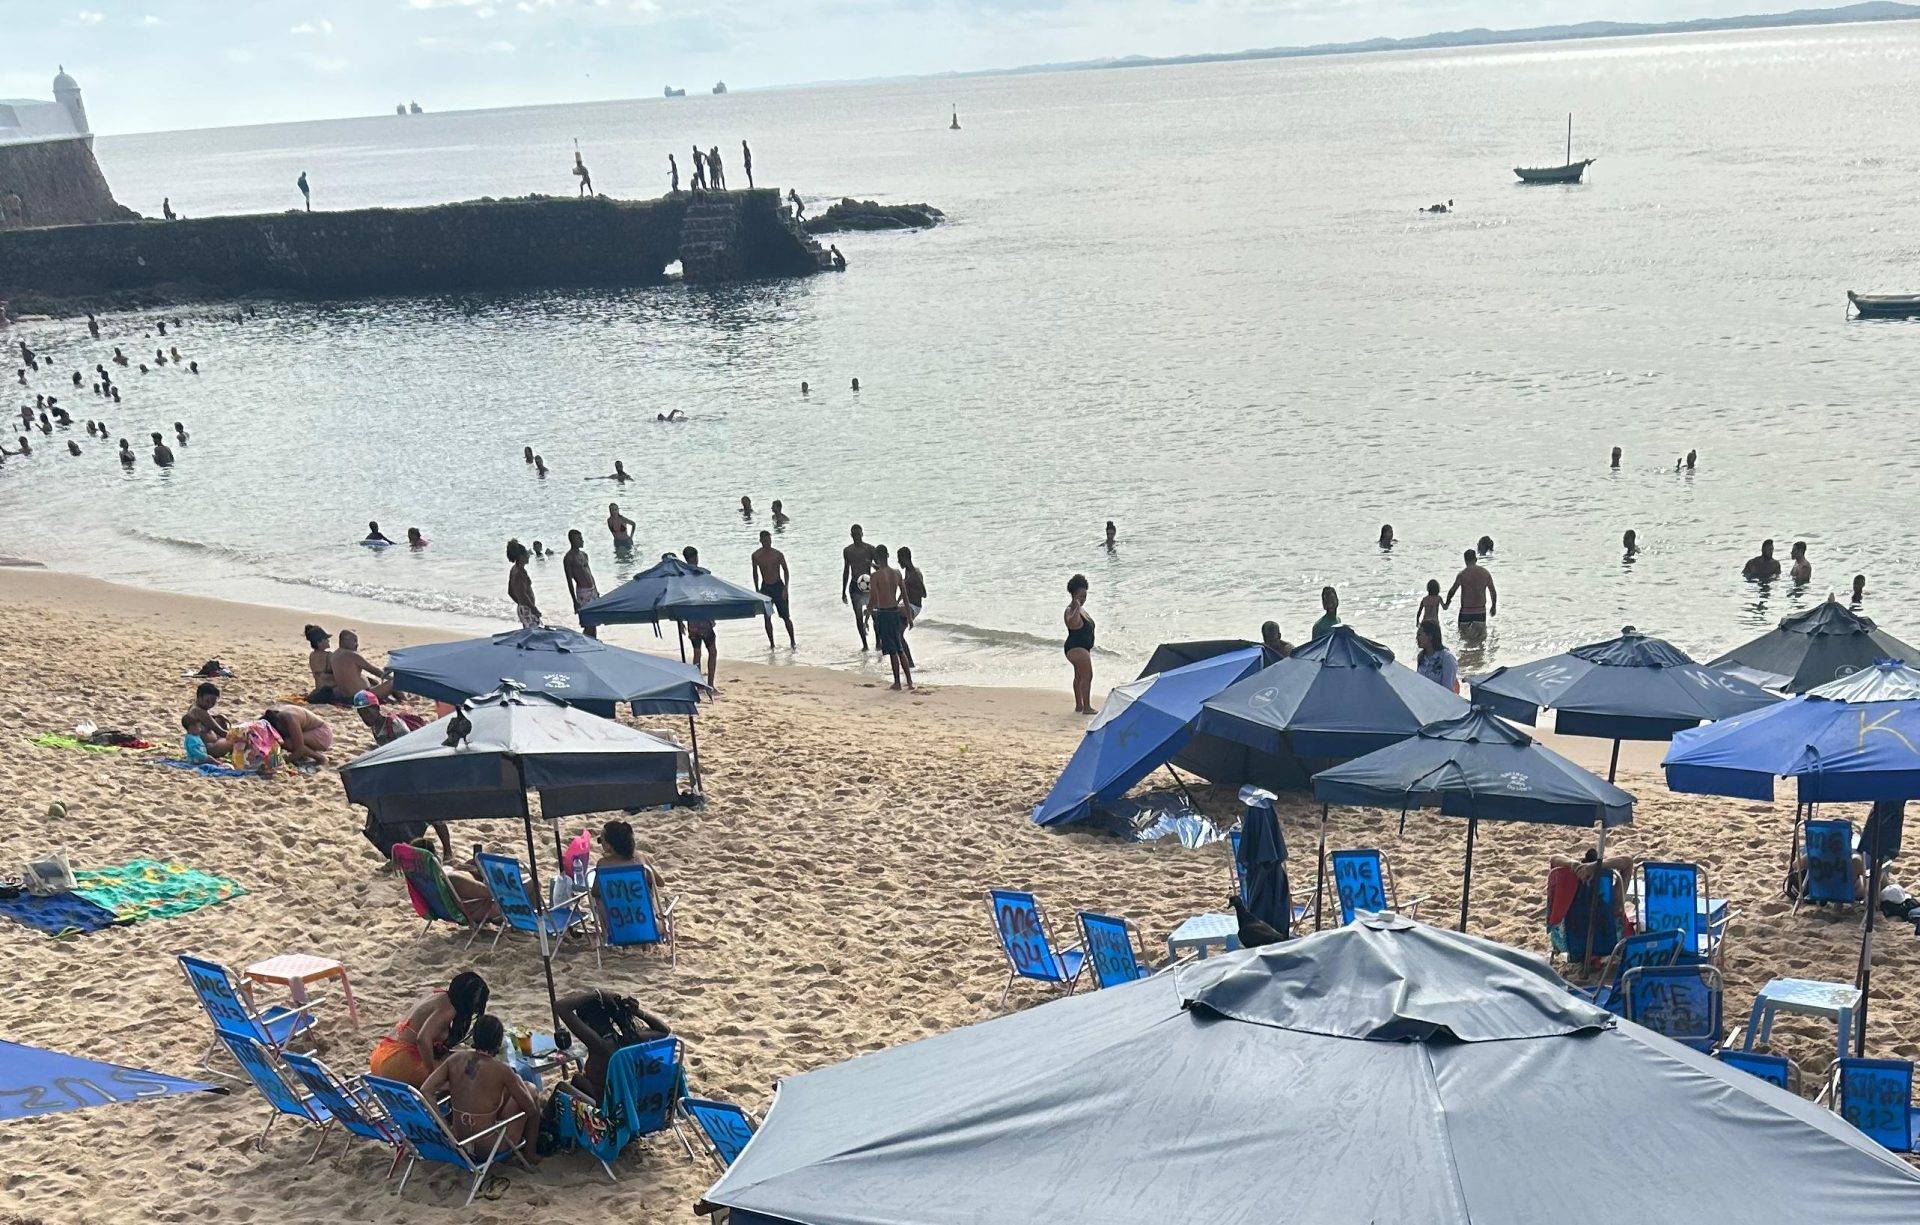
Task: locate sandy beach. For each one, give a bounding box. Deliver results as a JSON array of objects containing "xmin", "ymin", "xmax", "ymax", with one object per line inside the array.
[{"xmin": 2, "ymin": 566, "xmax": 1916, "ymax": 1222}]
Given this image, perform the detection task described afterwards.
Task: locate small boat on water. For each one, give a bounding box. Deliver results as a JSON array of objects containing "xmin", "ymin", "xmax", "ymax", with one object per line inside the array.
[
  {"xmin": 1847, "ymin": 291, "xmax": 1920, "ymax": 318},
  {"xmin": 664, "ymin": 86, "xmax": 685, "ymax": 98},
  {"xmin": 712, "ymin": 81, "xmax": 727, "ymax": 95},
  {"xmin": 1515, "ymin": 113, "xmax": 1593, "ymax": 184}
]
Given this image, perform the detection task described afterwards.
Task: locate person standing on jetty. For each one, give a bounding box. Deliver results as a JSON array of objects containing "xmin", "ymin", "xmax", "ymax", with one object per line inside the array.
[
  {"xmin": 1064, "ymin": 574, "xmax": 1094, "ymax": 714},
  {"xmin": 1444, "ymin": 549, "xmax": 1497, "ymax": 636},
  {"xmin": 842, "ymin": 524, "xmax": 876, "ymax": 650},
  {"xmin": 507, "ymin": 539, "xmax": 540, "ymax": 628},
  {"xmin": 691, "ymin": 147, "xmax": 707, "ymax": 192},
  {"xmin": 564, "ymin": 530, "xmax": 600, "ymax": 638},
  {"xmin": 296, "ymin": 171, "xmax": 310, "ymax": 211},
  {"xmin": 741, "ymin": 140, "xmax": 754, "ymax": 188},
  {"xmin": 752, "ymin": 530, "xmax": 794, "ymax": 649},
  {"xmin": 669, "ymin": 154, "xmax": 680, "ymax": 194},
  {"xmin": 788, "ymin": 188, "xmax": 805, "ymax": 222},
  {"xmin": 573, "ymin": 151, "xmax": 593, "ymax": 196},
  {"xmin": 708, "ymin": 145, "xmax": 726, "ymax": 189}
]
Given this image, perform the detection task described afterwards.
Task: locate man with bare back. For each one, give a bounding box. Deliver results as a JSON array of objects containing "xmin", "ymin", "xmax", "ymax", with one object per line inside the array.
[
  {"xmin": 752, "ymin": 530, "xmax": 794, "ymax": 648},
  {"xmin": 1443, "ymin": 549, "xmax": 1497, "ymax": 637},
  {"xmin": 329, "ymin": 629, "xmax": 394, "ymax": 704}
]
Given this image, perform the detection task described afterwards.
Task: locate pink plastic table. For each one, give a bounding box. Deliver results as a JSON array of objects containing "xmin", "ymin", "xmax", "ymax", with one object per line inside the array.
[{"xmin": 242, "ymin": 953, "xmax": 361, "ymax": 1028}]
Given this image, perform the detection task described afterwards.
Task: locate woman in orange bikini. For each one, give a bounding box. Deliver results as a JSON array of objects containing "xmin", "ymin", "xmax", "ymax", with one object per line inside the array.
[{"xmin": 368, "ymin": 970, "xmax": 489, "ymax": 1087}]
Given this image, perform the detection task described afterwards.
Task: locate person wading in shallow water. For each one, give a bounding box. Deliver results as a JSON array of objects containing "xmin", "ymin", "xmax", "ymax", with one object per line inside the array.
[{"xmin": 1064, "ymin": 573, "xmax": 1095, "ymax": 714}]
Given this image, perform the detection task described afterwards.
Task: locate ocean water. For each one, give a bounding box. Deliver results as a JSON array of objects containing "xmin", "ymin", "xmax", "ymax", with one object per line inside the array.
[{"xmin": 8, "ymin": 22, "xmax": 1920, "ymax": 686}]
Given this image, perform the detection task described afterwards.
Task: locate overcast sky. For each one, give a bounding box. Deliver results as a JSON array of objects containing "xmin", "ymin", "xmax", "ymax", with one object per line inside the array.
[{"xmin": 0, "ymin": 0, "xmax": 1839, "ymax": 133}]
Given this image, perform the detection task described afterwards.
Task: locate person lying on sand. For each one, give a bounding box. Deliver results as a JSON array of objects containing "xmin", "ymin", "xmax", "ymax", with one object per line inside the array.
[
  {"xmin": 262, "ymin": 704, "xmax": 332, "ymax": 765},
  {"xmin": 370, "ymin": 970, "xmax": 490, "ymax": 1088},
  {"xmin": 329, "ymin": 629, "xmax": 394, "ymax": 703},
  {"xmin": 554, "ymin": 988, "xmax": 671, "ymax": 1104},
  {"xmin": 421, "ymin": 1015, "xmax": 543, "ymax": 1163}
]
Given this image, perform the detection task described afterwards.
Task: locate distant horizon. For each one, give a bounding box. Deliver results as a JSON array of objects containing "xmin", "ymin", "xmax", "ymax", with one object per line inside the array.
[{"xmin": 9, "ymin": 0, "xmax": 1916, "ymax": 138}]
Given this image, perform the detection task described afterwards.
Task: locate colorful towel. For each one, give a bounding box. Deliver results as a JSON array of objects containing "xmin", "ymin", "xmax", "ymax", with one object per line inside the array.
[
  {"xmin": 151, "ymin": 758, "xmax": 257, "ymax": 780},
  {"xmin": 30, "ymin": 734, "xmax": 123, "ymax": 754},
  {"xmin": 0, "ymin": 891, "xmax": 122, "ymax": 936},
  {"xmin": 71, "ymin": 860, "xmax": 245, "ymax": 923}
]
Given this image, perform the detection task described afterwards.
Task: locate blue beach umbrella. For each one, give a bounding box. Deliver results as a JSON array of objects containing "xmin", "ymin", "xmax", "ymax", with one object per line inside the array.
[
  {"xmin": 1197, "ymin": 626, "xmax": 1470, "ymax": 763},
  {"xmin": 1470, "ymin": 627, "xmax": 1777, "ymax": 780},
  {"xmin": 1709, "ymin": 597, "xmax": 1920, "ymax": 695},
  {"xmin": 1032, "ymin": 647, "xmax": 1267, "ymax": 827},
  {"xmin": 698, "ymin": 917, "xmax": 1920, "ymax": 1225},
  {"xmin": 388, "ymin": 626, "xmax": 712, "ymax": 717},
  {"xmin": 1664, "ymin": 661, "xmax": 1920, "ymax": 1052},
  {"xmin": 0, "ymin": 1040, "xmax": 221, "ymax": 1121},
  {"xmin": 1314, "ymin": 708, "xmax": 1633, "ymax": 930},
  {"xmin": 577, "ymin": 554, "xmax": 771, "ymax": 632}
]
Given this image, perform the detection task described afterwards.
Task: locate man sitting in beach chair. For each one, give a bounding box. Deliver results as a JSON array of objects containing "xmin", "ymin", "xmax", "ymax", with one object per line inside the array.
[
  {"xmin": 392, "ymin": 841, "xmax": 499, "ymax": 940},
  {"xmin": 1547, "ymin": 849, "xmax": 1636, "ymax": 966}
]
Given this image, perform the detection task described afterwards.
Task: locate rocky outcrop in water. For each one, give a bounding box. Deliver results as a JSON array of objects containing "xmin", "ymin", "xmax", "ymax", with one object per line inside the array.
[{"xmin": 803, "ymin": 199, "xmax": 944, "ymax": 234}]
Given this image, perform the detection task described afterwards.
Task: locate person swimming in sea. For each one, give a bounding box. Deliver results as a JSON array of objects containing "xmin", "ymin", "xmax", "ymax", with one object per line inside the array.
[
  {"xmin": 740, "ymin": 496, "xmax": 753, "ymax": 519},
  {"xmin": 1378, "ymin": 524, "xmax": 1395, "ymax": 549},
  {"xmin": 1103, "ymin": 520, "xmax": 1117, "ymax": 552},
  {"xmin": 363, "ymin": 521, "xmax": 395, "ymax": 546},
  {"xmin": 118, "ymin": 438, "xmax": 134, "ymax": 466},
  {"xmin": 534, "ymin": 454, "xmax": 548, "ymax": 477},
  {"xmin": 174, "ymin": 421, "xmax": 188, "ymax": 444},
  {"xmin": 596, "ymin": 460, "xmax": 632, "ymax": 483},
  {"xmin": 771, "ymin": 499, "xmax": 789, "ymax": 526},
  {"xmin": 656, "ymin": 409, "xmax": 686, "ymax": 422},
  {"xmin": 1622, "ymin": 529, "xmax": 1639, "ymax": 560},
  {"xmin": 407, "ymin": 527, "xmax": 428, "ymax": 548},
  {"xmin": 150, "ymin": 432, "xmax": 174, "ymax": 466}
]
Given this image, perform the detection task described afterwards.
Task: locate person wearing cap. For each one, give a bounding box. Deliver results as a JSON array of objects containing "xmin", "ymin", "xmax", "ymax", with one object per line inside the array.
[{"xmin": 354, "ymin": 689, "xmax": 426, "ymax": 746}]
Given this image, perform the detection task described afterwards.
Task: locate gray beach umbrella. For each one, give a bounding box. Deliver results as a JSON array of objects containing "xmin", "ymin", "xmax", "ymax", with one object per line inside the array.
[
  {"xmin": 1709, "ymin": 597, "xmax": 1920, "ymax": 694},
  {"xmin": 701, "ymin": 915, "xmax": 1920, "ymax": 1225}
]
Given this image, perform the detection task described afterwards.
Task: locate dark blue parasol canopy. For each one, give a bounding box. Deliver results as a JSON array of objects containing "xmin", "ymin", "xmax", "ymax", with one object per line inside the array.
[
  {"xmin": 577, "ymin": 554, "xmax": 771, "ymax": 629},
  {"xmin": 1471, "ymin": 628, "xmax": 1777, "ymax": 742},
  {"xmin": 1709, "ymin": 598, "xmax": 1920, "ymax": 695},
  {"xmin": 1315, "ymin": 708, "xmax": 1634, "ymax": 827},
  {"xmin": 1197, "ymin": 626, "xmax": 1470, "ymax": 762},
  {"xmin": 1664, "ymin": 661, "xmax": 1920, "ymax": 804},
  {"xmin": 387, "ymin": 626, "xmax": 711, "ymax": 717}
]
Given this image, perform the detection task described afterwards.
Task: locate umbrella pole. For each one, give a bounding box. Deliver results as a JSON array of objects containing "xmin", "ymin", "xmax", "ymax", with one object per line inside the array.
[
  {"xmin": 1163, "ymin": 765, "xmax": 1197, "ymax": 807},
  {"xmin": 677, "ymin": 622, "xmax": 687, "ymax": 663},
  {"xmin": 1859, "ymin": 850, "xmax": 1882, "ymax": 1056},
  {"xmin": 686, "ymin": 713, "xmax": 704, "ymax": 792},
  {"xmin": 517, "ymin": 771, "xmax": 562, "ymax": 1031},
  {"xmin": 1606, "ymin": 739, "xmax": 1621, "ymax": 784},
  {"xmin": 1313, "ymin": 803, "xmax": 1328, "ymax": 932},
  {"xmin": 1459, "ymin": 816, "xmax": 1477, "ymax": 932}
]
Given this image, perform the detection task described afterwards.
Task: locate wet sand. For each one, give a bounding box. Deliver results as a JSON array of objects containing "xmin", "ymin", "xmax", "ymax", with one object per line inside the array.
[{"xmin": 1, "ymin": 567, "xmax": 1913, "ymax": 1223}]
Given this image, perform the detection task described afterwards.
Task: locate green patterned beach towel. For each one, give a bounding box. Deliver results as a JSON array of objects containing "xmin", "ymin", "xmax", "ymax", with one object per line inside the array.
[{"xmin": 72, "ymin": 860, "xmax": 246, "ymax": 923}]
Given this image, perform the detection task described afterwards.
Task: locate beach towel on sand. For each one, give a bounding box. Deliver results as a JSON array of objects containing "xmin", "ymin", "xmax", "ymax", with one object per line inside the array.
[
  {"xmin": 0, "ymin": 891, "xmax": 122, "ymax": 936},
  {"xmin": 30, "ymin": 734, "xmax": 127, "ymax": 754},
  {"xmin": 70, "ymin": 860, "xmax": 245, "ymax": 924},
  {"xmin": 151, "ymin": 758, "xmax": 257, "ymax": 780}
]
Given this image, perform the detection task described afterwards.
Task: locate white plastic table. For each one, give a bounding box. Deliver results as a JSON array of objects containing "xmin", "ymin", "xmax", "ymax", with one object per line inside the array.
[
  {"xmin": 242, "ymin": 953, "xmax": 360, "ymax": 1028},
  {"xmin": 1740, "ymin": 977, "xmax": 1860, "ymax": 1061},
  {"xmin": 1167, "ymin": 912, "xmax": 1241, "ymax": 961}
]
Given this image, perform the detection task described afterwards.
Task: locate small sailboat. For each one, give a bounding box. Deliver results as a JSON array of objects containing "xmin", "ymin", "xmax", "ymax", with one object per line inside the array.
[
  {"xmin": 1847, "ymin": 291, "xmax": 1920, "ymax": 318},
  {"xmin": 1514, "ymin": 114, "xmax": 1594, "ymax": 184},
  {"xmin": 950, "ymin": 107, "xmax": 960, "ymax": 130}
]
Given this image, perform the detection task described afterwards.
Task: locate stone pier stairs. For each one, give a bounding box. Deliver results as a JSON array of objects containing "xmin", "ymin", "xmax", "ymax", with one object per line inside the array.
[{"xmin": 677, "ymin": 189, "xmax": 835, "ymax": 283}]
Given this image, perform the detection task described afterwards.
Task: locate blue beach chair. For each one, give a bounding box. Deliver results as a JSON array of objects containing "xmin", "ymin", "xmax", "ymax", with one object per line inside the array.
[
  {"xmin": 1715, "ymin": 1048, "xmax": 1797, "ymax": 1091},
  {"xmin": 1077, "ymin": 912, "xmax": 1159, "ymax": 990},
  {"xmin": 1229, "ymin": 829, "xmax": 1247, "ymax": 903},
  {"xmin": 476, "ymin": 852, "xmax": 588, "ymax": 955},
  {"xmin": 1329, "ymin": 849, "xmax": 1424, "ymax": 926},
  {"xmin": 1581, "ymin": 928, "xmax": 1683, "ymax": 1014},
  {"xmin": 179, "ymin": 953, "xmax": 317, "ymax": 1075},
  {"xmin": 1639, "ymin": 860, "xmax": 1729, "ymax": 963},
  {"xmin": 987, "ymin": 890, "xmax": 1085, "ymax": 1007},
  {"xmin": 362, "ymin": 1074, "xmax": 524, "ymax": 1206},
  {"xmin": 1833, "ymin": 1058, "xmax": 1920, "ymax": 1153},
  {"xmin": 218, "ymin": 1032, "xmax": 332, "ymax": 1153},
  {"xmin": 280, "ymin": 1050, "xmax": 405, "ymax": 1173},
  {"xmin": 682, "ymin": 1097, "xmax": 756, "ymax": 1170},
  {"xmin": 1794, "ymin": 819, "xmax": 1860, "ymax": 913},
  {"xmin": 1623, "ymin": 962, "xmax": 1724, "ymax": 1052},
  {"xmin": 553, "ymin": 1036, "xmax": 691, "ymax": 1180},
  {"xmin": 592, "ymin": 863, "xmax": 677, "ymax": 969}
]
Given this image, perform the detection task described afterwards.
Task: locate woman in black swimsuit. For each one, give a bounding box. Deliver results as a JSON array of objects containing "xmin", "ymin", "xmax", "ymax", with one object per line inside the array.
[{"xmin": 1064, "ymin": 573, "xmax": 1095, "ymax": 714}]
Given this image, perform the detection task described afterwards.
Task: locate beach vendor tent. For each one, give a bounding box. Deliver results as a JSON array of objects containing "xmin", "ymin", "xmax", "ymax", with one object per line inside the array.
[
  {"xmin": 1313, "ymin": 709, "xmax": 1633, "ymax": 929},
  {"xmin": 700, "ymin": 915, "xmax": 1920, "ymax": 1225},
  {"xmin": 1195, "ymin": 626, "xmax": 1469, "ymax": 787},
  {"xmin": 1032, "ymin": 647, "xmax": 1267, "ymax": 826},
  {"xmin": 1471, "ymin": 627, "xmax": 1777, "ymax": 780},
  {"xmin": 0, "ymin": 1040, "xmax": 219, "ymax": 1121},
  {"xmin": 1709, "ymin": 597, "xmax": 1920, "ymax": 694}
]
